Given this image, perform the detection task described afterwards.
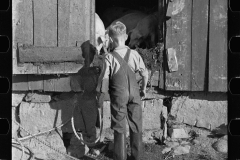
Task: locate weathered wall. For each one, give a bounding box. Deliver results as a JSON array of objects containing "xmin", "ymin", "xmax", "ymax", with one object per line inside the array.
[
  {"xmin": 170, "ymin": 92, "xmax": 227, "ymax": 130},
  {"xmin": 12, "ymin": 90, "xmax": 227, "ymax": 136},
  {"xmin": 12, "ymin": 90, "xmax": 227, "ymax": 159}
]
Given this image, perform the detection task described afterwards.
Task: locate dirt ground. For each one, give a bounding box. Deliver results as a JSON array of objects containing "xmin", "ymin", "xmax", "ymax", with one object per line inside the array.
[{"xmin": 75, "ymin": 126, "xmax": 228, "ymax": 160}]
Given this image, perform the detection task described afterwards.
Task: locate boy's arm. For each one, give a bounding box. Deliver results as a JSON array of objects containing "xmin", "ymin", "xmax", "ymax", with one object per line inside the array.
[
  {"xmin": 139, "ymin": 69, "xmax": 148, "ymax": 91},
  {"xmin": 139, "ymin": 69, "xmax": 148, "ymax": 97},
  {"xmin": 137, "ymin": 54, "xmax": 149, "ymax": 98}
]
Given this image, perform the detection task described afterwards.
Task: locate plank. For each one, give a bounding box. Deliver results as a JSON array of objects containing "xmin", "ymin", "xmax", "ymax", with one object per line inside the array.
[
  {"xmin": 13, "ymin": 0, "xmax": 38, "ymax": 74},
  {"xmin": 209, "ymin": 0, "xmax": 227, "ymax": 91},
  {"xmin": 164, "ymin": 0, "xmax": 192, "ymax": 90},
  {"xmin": 68, "ymin": 0, "xmax": 90, "ymax": 46},
  {"xmin": 18, "ymin": 46, "xmax": 84, "ymax": 63},
  {"xmin": 13, "ymin": 62, "xmax": 38, "ymax": 74},
  {"xmin": 13, "ymin": 0, "xmax": 33, "ymax": 45},
  {"xmin": 43, "ymin": 75, "xmax": 72, "ymax": 92},
  {"xmin": 43, "ymin": 75, "xmax": 55, "ymax": 92},
  {"xmin": 89, "ymin": 0, "xmax": 95, "ymax": 67},
  {"xmin": 58, "ymin": 0, "xmax": 85, "ymax": 73},
  {"xmin": 191, "ymin": 0, "xmax": 209, "ymax": 91},
  {"xmin": 12, "ymin": 75, "xmax": 28, "ymax": 91},
  {"xmin": 33, "ymin": 0, "xmax": 57, "ymax": 46},
  {"xmin": 58, "ymin": 0, "xmax": 70, "ymax": 47},
  {"xmin": 159, "ymin": 0, "xmax": 171, "ymax": 89},
  {"xmin": 54, "ymin": 76, "xmax": 71, "ymax": 92},
  {"xmin": 28, "ymin": 75, "xmax": 44, "ymax": 90},
  {"xmin": 64, "ymin": 62, "xmax": 83, "ymax": 74},
  {"xmin": 37, "ymin": 63, "xmax": 82, "ymax": 74},
  {"xmin": 37, "ymin": 63, "xmax": 65, "ymax": 74}
]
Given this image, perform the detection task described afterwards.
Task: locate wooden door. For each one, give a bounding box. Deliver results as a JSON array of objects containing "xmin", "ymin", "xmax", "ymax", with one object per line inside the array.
[
  {"xmin": 159, "ymin": 0, "xmax": 227, "ymax": 92},
  {"xmin": 13, "ymin": 0, "xmax": 95, "ymax": 74}
]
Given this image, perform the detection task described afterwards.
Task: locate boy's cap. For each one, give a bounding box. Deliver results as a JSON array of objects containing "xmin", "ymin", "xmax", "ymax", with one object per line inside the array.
[{"xmin": 108, "ymin": 21, "xmax": 127, "ymax": 37}]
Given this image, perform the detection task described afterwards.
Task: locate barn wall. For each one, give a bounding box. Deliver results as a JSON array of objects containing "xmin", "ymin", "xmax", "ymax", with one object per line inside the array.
[
  {"xmin": 12, "ymin": 0, "xmax": 227, "ymax": 92},
  {"xmin": 12, "ymin": 0, "xmax": 94, "ymax": 74},
  {"xmin": 12, "ymin": 0, "xmax": 228, "ymax": 159},
  {"xmin": 159, "ymin": 0, "xmax": 227, "ymax": 92}
]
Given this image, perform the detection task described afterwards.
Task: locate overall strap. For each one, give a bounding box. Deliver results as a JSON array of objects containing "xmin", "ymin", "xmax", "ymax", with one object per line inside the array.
[
  {"xmin": 124, "ymin": 49, "xmax": 131, "ymax": 63},
  {"xmin": 112, "ymin": 49, "xmax": 131, "ymax": 66}
]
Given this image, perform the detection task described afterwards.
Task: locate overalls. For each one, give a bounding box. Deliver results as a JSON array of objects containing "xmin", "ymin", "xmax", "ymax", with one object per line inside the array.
[{"xmin": 109, "ymin": 49, "xmax": 142, "ymax": 160}]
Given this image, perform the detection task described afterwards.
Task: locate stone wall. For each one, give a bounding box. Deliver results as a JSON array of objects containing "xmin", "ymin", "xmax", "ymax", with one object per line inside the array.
[
  {"xmin": 12, "ymin": 90, "xmax": 227, "ymax": 159},
  {"xmin": 170, "ymin": 92, "xmax": 227, "ymax": 130}
]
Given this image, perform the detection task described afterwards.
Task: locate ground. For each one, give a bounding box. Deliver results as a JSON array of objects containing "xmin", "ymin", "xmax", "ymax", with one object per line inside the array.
[{"xmin": 64, "ymin": 125, "xmax": 227, "ymax": 160}]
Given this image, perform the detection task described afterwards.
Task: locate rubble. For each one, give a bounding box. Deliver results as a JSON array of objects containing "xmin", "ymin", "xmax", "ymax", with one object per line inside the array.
[
  {"xmin": 212, "ymin": 139, "xmax": 228, "ymax": 153},
  {"xmin": 165, "ymin": 141, "xmax": 179, "ymax": 148},
  {"xmin": 192, "ymin": 139, "xmax": 200, "ymax": 145},
  {"xmin": 180, "ymin": 141, "xmax": 189, "ymax": 145},
  {"xmin": 168, "ymin": 128, "xmax": 189, "ymax": 139},
  {"xmin": 162, "ymin": 147, "xmax": 171, "ymax": 154},
  {"xmin": 173, "ymin": 145, "xmax": 191, "ymax": 155}
]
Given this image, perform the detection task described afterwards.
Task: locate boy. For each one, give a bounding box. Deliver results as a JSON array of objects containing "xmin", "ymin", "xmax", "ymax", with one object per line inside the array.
[{"xmin": 96, "ymin": 21, "xmax": 148, "ymax": 160}]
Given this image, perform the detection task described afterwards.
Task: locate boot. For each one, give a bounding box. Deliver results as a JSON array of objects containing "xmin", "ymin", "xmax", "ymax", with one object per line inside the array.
[
  {"xmin": 113, "ymin": 131, "xmax": 127, "ymax": 160},
  {"xmin": 130, "ymin": 131, "xmax": 142, "ymax": 160}
]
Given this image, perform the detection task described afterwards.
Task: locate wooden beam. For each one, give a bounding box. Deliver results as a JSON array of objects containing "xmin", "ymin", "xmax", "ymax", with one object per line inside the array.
[
  {"xmin": 28, "ymin": 75, "xmax": 44, "ymax": 91},
  {"xmin": 18, "ymin": 46, "xmax": 84, "ymax": 63},
  {"xmin": 208, "ymin": 0, "xmax": 227, "ymax": 91},
  {"xmin": 164, "ymin": 0, "xmax": 192, "ymax": 90},
  {"xmin": 12, "ymin": 75, "xmax": 28, "ymax": 91},
  {"xmin": 33, "ymin": 0, "xmax": 57, "ymax": 46},
  {"xmin": 191, "ymin": 0, "xmax": 209, "ymax": 91}
]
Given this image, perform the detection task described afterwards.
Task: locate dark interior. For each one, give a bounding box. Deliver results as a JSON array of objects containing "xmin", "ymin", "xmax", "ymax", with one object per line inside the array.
[
  {"xmin": 96, "ymin": 0, "xmax": 159, "ymax": 49},
  {"xmin": 96, "ymin": 0, "xmax": 159, "ymax": 19}
]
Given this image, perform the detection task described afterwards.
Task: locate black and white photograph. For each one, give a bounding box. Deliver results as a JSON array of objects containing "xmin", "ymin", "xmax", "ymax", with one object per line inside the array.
[{"xmin": 11, "ymin": 0, "xmax": 233, "ymax": 159}]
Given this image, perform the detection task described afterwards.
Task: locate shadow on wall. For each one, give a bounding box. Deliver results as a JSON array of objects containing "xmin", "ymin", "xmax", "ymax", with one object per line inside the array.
[
  {"xmin": 48, "ymin": 40, "xmax": 101, "ymax": 146},
  {"xmin": 81, "ymin": 40, "xmax": 97, "ymax": 67}
]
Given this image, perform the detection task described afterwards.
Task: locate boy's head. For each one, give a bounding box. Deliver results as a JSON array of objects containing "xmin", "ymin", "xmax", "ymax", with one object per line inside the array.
[{"xmin": 108, "ymin": 21, "xmax": 128, "ymax": 48}]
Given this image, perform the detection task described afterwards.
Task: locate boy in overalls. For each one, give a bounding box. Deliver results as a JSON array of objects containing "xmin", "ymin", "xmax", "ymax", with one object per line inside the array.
[{"xmin": 96, "ymin": 21, "xmax": 148, "ymax": 160}]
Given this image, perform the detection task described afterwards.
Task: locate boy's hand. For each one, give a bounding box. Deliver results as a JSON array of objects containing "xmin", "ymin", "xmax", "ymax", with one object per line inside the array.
[{"xmin": 140, "ymin": 89, "xmax": 146, "ymax": 98}]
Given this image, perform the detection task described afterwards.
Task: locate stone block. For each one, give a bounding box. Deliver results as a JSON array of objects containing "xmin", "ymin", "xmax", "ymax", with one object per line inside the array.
[
  {"xmin": 12, "ymin": 93, "xmax": 26, "ymax": 106},
  {"xmin": 12, "ymin": 142, "xmax": 31, "ymax": 160},
  {"xmin": 19, "ymin": 97, "xmax": 85, "ymax": 136},
  {"xmin": 170, "ymin": 92, "xmax": 227, "ymax": 130},
  {"xmin": 12, "ymin": 107, "xmax": 19, "ymax": 139},
  {"xmin": 162, "ymin": 147, "xmax": 172, "ymax": 154},
  {"xmin": 173, "ymin": 145, "xmax": 191, "ymax": 155},
  {"xmin": 24, "ymin": 92, "xmax": 52, "ymax": 103},
  {"xmin": 196, "ymin": 119, "xmax": 211, "ymax": 129},
  {"xmin": 168, "ymin": 128, "xmax": 189, "ymax": 139},
  {"xmin": 102, "ymin": 101, "xmax": 111, "ymax": 130},
  {"xmin": 212, "ymin": 139, "xmax": 227, "ymax": 153},
  {"xmin": 17, "ymin": 133, "xmax": 66, "ymax": 160},
  {"xmin": 143, "ymin": 99, "xmax": 163, "ymax": 130},
  {"xmin": 165, "ymin": 141, "xmax": 180, "ymax": 148}
]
